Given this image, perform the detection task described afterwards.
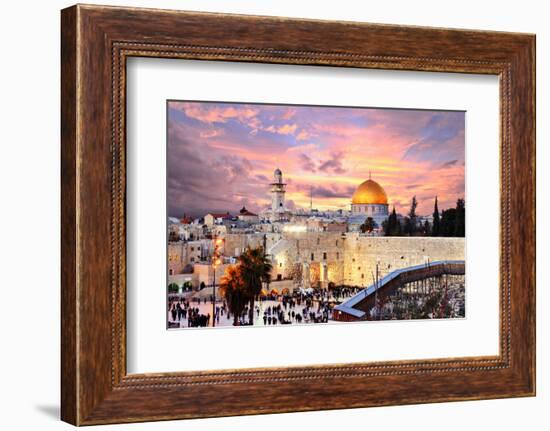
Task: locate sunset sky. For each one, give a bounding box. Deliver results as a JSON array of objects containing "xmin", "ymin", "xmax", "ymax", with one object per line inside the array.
[{"xmin": 167, "ymin": 101, "xmax": 465, "ymax": 218}]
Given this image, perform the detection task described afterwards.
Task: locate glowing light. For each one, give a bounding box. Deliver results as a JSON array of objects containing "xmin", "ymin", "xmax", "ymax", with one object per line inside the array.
[{"xmin": 282, "ymin": 225, "xmax": 307, "ymax": 233}]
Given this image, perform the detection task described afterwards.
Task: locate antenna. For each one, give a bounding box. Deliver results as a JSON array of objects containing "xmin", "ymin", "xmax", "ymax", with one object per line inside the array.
[{"xmin": 310, "ymin": 186, "xmax": 313, "ymax": 212}]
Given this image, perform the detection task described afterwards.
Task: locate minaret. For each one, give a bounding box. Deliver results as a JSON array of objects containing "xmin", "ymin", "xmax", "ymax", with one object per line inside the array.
[{"xmin": 270, "ymin": 168, "xmax": 286, "ymax": 217}]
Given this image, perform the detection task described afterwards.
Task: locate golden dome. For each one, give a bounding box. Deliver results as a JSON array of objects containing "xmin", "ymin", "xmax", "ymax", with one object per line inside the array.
[{"xmin": 351, "ymin": 179, "xmax": 388, "ymax": 205}]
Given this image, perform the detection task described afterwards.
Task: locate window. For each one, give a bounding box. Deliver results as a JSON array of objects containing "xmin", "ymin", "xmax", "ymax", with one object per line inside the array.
[
  {"xmin": 169, "ymin": 269, "xmax": 173, "ymax": 275},
  {"xmin": 311, "ymin": 253, "xmax": 314, "ymax": 261},
  {"xmin": 336, "ymin": 252, "xmax": 340, "ymax": 260},
  {"xmin": 190, "ymin": 257, "xmax": 195, "ymax": 262},
  {"xmin": 323, "ymin": 252, "xmax": 327, "ymax": 260},
  {"xmin": 335, "ymin": 240, "xmax": 338, "ymax": 246},
  {"xmin": 317, "ymin": 237, "xmax": 320, "ymax": 245}
]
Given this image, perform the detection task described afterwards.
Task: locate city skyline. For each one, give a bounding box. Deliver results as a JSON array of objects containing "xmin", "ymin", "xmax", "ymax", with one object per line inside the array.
[{"xmin": 168, "ymin": 101, "xmax": 465, "ymax": 218}]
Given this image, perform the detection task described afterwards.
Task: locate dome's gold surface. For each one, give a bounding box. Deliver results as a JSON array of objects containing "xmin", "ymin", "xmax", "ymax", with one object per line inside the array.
[{"xmin": 351, "ymin": 179, "xmax": 388, "ymax": 205}]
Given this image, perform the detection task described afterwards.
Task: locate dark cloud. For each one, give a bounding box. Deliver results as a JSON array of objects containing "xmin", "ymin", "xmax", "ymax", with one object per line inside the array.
[
  {"xmin": 298, "ymin": 153, "xmax": 316, "ymax": 172},
  {"xmin": 293, "ymin": 183, "xmax": 355, "ymax": 199},
  {"xmin": 167, "ymin": 122, "xmax": 266, "ymax": 218},
  {"xmin": 401, "ymin": 112, "xmax": 464, "ymax": 166},
  {"xmin": 318, "ymin": 151, "xmax": 346, "ymax": 174},
  {"xmin": 438, "ymin": 159, "xmax": 459, "ymax": 169}
]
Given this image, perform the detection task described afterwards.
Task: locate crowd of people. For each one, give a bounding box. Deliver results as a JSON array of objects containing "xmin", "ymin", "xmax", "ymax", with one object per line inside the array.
[{"xmin": 167, "ymin": 286, "xmax": 365, "ymax": 328}]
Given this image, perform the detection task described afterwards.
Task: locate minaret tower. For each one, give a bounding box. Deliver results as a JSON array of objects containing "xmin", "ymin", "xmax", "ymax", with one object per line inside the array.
[{"xmin": 270, "ymin": 168, "xmax": 287, "ymax": 218}]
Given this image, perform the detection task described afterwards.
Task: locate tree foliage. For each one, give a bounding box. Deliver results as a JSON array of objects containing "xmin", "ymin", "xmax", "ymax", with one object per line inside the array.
[
  {"xmin": 440, "ymin": 208, "xmax": 457, "ymax": 236},
  {"xmin": 360, "ymin": 217, "xmax": 376, "ymax": 233},
  {"xmin": 233, "ymin": 246, "xmax": 273, "ymax": 325},
  {"xmin": 432, "ymin": 196, "xmax": 441, "ymax": 237},
  {"xmin": 404, "ymin": 196, "xmax": 418, "ymax": 236},
  {"xmin": 383, "ymin": 207, "xmax": 403, "ymax": 236},
  {"xmin": 219, "ymin": 265, "xmax": 249, "ymax": 326},
  {"xmin": 454, "ymin": 198, "xmax": 465, "ymax": 237},
  {"xmin": 167, "ymin": 283, "xmax": 179, "ymax": 293}
]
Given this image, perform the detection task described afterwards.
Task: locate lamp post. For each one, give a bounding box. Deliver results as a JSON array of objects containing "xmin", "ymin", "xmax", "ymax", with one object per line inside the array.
[
  {"xmin": 212, "ymin": 236, "xmax": 224, "ymax": 327},
  {"xmin": 375, "ymin": 257, "xmax": 380, "ymax": 320}
]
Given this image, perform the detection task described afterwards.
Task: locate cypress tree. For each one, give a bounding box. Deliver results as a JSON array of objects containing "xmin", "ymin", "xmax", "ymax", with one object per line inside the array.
[
  {"xmin": 383, "ymin": 213, "xmax": 392, "ymax": 236},
  {"xmin": 432, "ymin": 196, "xmax": 441, "ymax": 236},
  {"xmin": 384, "ymin": 206, "xmax": 402, "ymax": 236},
  {"xmin": 405, "ymin": 196, "xmax": 418, "ymax": 236}
]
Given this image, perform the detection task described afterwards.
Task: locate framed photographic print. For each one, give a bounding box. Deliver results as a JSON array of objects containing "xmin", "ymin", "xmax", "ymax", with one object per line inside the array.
[{"xmin": 61, "ymin": 4, "xmax": 535, "ymax": 425}]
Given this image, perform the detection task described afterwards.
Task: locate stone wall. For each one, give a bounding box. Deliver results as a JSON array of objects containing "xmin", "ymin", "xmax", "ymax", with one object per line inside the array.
[
  {"xmin": 224, "ymin": 233, "xmax": 282, "ymax": 257},
  {"xmin": 269, "ymin": 232, "xmax": 464, "ymax": 289},
  {"xmin": 187, "ymin": 231, "xmax": 465, "ymax": 291},
  {"xmin": 342, "ymin": 234, "xmax": 465, "ymax": 287}
]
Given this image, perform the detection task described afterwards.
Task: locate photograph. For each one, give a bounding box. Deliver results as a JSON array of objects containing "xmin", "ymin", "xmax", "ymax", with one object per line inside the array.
[
  {"xmin": 166, "ymin": 101, "xmax": 466, "ymax": 329},
  {"xmin": 1, "ymin": 0, "xmax": 541, "ymax": 429}
]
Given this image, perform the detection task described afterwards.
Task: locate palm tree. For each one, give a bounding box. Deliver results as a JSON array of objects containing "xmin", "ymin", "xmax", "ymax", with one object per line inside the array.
[
  {"xmin": 238, "ymin": 246, "xmax": 273, "ymax": 325},
  {"xmin": 219, "ymin": 265, "xmax": 249, "ymax": 326}
]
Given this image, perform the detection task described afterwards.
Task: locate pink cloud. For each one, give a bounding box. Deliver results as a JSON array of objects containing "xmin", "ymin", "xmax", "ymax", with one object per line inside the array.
[
  {"xmin": 168, "ymin": 102, "xmax": 465, "ymax": 217},
  {"xmin": 264, "ymin": 123, "xmax": 297, "ymax": 135}
]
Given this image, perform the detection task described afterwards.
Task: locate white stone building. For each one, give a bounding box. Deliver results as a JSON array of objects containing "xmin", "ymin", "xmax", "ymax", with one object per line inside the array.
[{"xmin": 260, "ymin": 168, "xmax": 292, "ymax": 222}]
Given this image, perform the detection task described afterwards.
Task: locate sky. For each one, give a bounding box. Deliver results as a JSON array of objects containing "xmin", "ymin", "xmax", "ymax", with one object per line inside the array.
[{"xmin": 167, "ymin": 101, "xmax": 465, "ymax": 218}]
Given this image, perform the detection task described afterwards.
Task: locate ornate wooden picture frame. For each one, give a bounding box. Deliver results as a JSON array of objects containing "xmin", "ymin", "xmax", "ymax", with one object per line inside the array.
[{"xmin": 61, "ymin": 4, "xmax": 535, "ymax": 425}]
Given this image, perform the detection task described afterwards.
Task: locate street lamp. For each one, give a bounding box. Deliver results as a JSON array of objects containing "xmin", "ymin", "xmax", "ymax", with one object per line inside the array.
[
  {"xmin": 212, "ymin": 236, "xmax": 224, "ymax": 327},
  {"xmin": 375, "ymin": 257, "xmax": 380, "ymax": 320}
]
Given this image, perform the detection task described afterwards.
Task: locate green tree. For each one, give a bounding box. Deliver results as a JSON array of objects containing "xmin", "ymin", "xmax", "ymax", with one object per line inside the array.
[
  {"xmin": 238, "ymin": 246, "xmax": 273, "ymax": 325},
  {"xmin": 423, "ymin": 219, "xmax": 431, "ymax": 236},
  {"xmin": 440, "ymin": 208, "xmax": 457, "ymax": 236},
  {"xmin": 454, "ymin": 198, "xmax": 465, "ymax": 237},
  {"xmin": 394, "ymin": 214, "xmax": 403, "ymax": 236},
  {"xmin": 219, "ymin": 265, "xmax": 250, "ymax": 326},
  {"xmin": 404, "ymin": 196, "xmax": 418, "ymax": 236},
  {"xmin": 167, "ymin": 283, "xmax": 179, "ymax": 294},
  {"xmin": 360, "ymin": 217, "xmax": 376, "ymax": 233},
  {"xmin": 384, "ymin": 207, "xmax": 402, "ymax": 236},
  {"xmin": 432, "ymin": 196, "xmax": 441, "ymax": 237}
]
